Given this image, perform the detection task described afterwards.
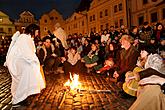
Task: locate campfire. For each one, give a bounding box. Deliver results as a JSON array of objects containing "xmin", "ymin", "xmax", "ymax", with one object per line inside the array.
[
  {"xmin": 64, "ymin": 72, "xmax": 81, "ymax": 90},
  {"xmin": 58, "ymin": 72, "xmax": 112, "ymax": 109}
]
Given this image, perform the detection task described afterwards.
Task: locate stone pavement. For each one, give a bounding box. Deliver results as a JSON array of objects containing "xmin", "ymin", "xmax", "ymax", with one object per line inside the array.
[{"xmin": 0, "ymin": 66, "xmax": 135, "ymax": 110}]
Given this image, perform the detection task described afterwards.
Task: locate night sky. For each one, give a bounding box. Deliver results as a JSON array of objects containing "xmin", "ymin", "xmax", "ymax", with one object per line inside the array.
[{"xmin": 0, "ymin": 0, "xmax": 81, "ymax": 20}]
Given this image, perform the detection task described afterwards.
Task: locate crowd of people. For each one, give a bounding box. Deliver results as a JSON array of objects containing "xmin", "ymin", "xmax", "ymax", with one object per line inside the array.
[{"xmin": 3, "ymin": 21, "xmax": 165, "ymax": 109}]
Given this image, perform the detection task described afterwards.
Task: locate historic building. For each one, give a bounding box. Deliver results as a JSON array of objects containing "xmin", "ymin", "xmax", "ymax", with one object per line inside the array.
[
  {"xmin": 128, "ymin": 0, "xmax": 165, "ymax": 26},
  {"xmin": 88, "ymin": 0, "xmax": 127, "ymax": 33},
  {"xmin": 14, "ymin": 11, "xmax": 38, "ymax": 31},
  {"xmin": 64, "ymin": 12, "xmax": 88, "ymax": 35},
  {"xmin": 64, "ymin": 0, "xmax": 127, "ymax": 36},
  {"xmin": 39, "ymin": 9, "xmax": 65, "ymax": 38},
  {"xmin": 0, "ymin": 11, "xmax": 15, "ymax": 37}
]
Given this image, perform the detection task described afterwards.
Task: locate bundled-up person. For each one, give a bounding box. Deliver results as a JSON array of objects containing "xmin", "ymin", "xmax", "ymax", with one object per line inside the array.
[
  {"xmin": 123, "ymin": 45, "xmax": 165, "ymax": 98},
  {"xmin": 81, "ymin": 38, "xmax": 91, "ymax": 57},
  {"xmin": 82, "ymin": 43, "xmax": 103, "ymax": 73},
  {"xmin": 113, "ymin": 35, "xmax": 139, "ymax": 88},
  {"xmin": 129, "ymin": 48, "xmax": 165, "ymax": 110},
  {"xmin": 37, "ymin": 36, "xmax": 63, "ymax": 74},
  {"xmin": 62, "ymin": 46, "xmax": 84, "ymax": 77},
  {"xmin": 139, "ymin": 22, "xmax": 153, "ymax": 45},
  {"xmin": 152, "ymin": 23, "xmax": 165, "ymax": 43}
]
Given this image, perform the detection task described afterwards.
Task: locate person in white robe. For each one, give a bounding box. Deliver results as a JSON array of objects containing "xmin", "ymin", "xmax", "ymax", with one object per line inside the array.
[{"xmin": 4, "ymin": 25, "xmax": 46, "ymax": 105}]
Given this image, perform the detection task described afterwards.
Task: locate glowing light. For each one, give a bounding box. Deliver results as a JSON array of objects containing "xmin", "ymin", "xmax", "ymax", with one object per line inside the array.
[{"xmin": 64, "ymin": 73, "xmax": 81, "ymax": 90}]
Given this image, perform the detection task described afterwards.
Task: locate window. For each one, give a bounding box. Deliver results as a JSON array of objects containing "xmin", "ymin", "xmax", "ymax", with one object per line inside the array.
[
  {"xmin": 106, "ymin": 23, "xmax": 109, "ymax": 29},
  {"xmin": 143, "ymin": 0, "xmax": 148, "ymax": 4},
  {"xmin": 100, "ymin": 11, "xmax": 103, "ymax": 18},
  {"xmin": 94, "ymin": 27, "xmax": 96, "ymax": 33},
  {"xmin": 119, "ymin": 19, "xmax": 123, "ymax": 26},
  {"xmin": 0, "ymin": 28, "xmax": 3, "ymax": 32},
  {"xmin": 138, "ymin": 16, "xmax": 144, "ymax": 25},
  {"xmin": 8, "ymin": 28, "xmax": 12, "ymax": 34},
  {"xmin": 151, "ymin": 12, "xmax": 157, "ymax": 22},
  {"xmin": 82, "ymin": 21, "xmax": 84, "ymax": 26},
  {"xmin": 119, "ymin": 3, "xmax": 122, "ymax": 11},
  {"xmin": 55, "ymin": 17, "xmax": 58, "ymax": 20},
  {"xmin": 74, "ymin": 16, "xmax": 76, "ymax": 20},
  {"xmin": 44, "ymin": 27, "xmax": 47, "ymax": 32},
  {"xmin": 163, "ymin": 8, "xmax": 165, "ymax": 19},
  {"xmin": 90, "ymin": 16, "xmax": 92, "ymax": 22},
  {"xmin": 115, "ymin": 21, "xmax": 118, "ymax": 28},
  {"xmin": 100, "ymin": 25, "xmax": 103, "ymax": 31},
  {"xmin": 93, "ymin": 15, "xmax": 95, "ymax": 21},
  {"xmin": 114, "ymin": 5, "xmax": 118, "ymax": 13},
  {"xmin": 105, "ymin": 9, "xmax": 108, "ymax": 16},
  {"xmin": 0, "ymin": 18, "xmax": 3, "ymax": 22},
  {"xmin": 50, "ymin": 17, "xmax": 54, "ymax": 20},
  {"xmin": 68, "ymin": 26, "xmax": 70, "ymax": 30},
  {"xmin": 44, "ymin": 19, "xmax": 47, "ymax": 23}
]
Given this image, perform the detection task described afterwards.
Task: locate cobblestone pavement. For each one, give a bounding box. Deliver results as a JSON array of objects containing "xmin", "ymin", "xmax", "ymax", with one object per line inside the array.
[{"xmin": 0, "ymin": 66, "xmax": 135, "ymax": 110}]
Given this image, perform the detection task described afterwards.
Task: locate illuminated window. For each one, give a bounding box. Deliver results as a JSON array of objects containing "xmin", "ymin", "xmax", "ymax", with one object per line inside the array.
[{"xmin": 0, "ymin": 18, "xmax": 3, "ymax": 22}]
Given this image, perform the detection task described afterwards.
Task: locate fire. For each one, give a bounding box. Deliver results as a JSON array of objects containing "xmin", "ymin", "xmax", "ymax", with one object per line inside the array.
[{"xmin": 64, "ymin": 73, "xmax": 81, "ymax": 90}]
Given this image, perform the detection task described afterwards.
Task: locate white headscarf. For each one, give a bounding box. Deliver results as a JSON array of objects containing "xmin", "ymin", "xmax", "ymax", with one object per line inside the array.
[{"xmin": 145, "ymin": 54, "xmax": 165, "ymax": 74}]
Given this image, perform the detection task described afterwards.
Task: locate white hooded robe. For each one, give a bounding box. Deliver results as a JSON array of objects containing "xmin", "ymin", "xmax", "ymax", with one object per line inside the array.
[{"xmin": 5, "ymin": 32, "xmax": 45, "ymax": 104}]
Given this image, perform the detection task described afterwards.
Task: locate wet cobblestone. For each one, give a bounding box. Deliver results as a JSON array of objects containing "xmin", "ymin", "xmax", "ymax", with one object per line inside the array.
[{"xmin": 0, "ymin": 66, "xmax": 135, "ymax": 110}]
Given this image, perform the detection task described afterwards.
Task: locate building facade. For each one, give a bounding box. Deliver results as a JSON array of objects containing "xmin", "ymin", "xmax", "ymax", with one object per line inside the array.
[
  {"xmin": 14, "ymin": 11, "xmax": 38, "ymax": 32},
  {"xmin": 64, "ymin": 12, "xmax": 88, "ymax": 35},
  {"xmin": 0, "ymin": 11, "xmax": 15, "ymax": 37},
  {"xmin": 87, "ymin": 0, "xmax": 127, "ymax": 33},
  {"xmin": 64, "ymin": 0, "xmax": 127, "ymax": 36},
  {"xmin": 128, "ymin": 0, "xmax": 165, "ymax": 26},
  {"xmin": 40, "ymin": 9, "xmax": 65, "ymax": 38}
]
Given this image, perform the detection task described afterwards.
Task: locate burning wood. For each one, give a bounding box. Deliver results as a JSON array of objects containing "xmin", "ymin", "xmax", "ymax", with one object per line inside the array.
[{"xmin": 64, "ymin": 73, "xmax": 81, "ymax": 90}]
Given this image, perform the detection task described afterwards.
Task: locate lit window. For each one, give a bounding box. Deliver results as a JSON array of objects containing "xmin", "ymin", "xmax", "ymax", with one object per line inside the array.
[{"xmin": 0, "ymin": 18, "xmax": 3, "ymax": 22}]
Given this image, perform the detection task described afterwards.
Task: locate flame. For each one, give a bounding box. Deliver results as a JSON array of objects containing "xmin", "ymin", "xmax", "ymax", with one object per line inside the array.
[{"xmin": 64, "ymin": 73, "xmax": 81, "ymax": 90}]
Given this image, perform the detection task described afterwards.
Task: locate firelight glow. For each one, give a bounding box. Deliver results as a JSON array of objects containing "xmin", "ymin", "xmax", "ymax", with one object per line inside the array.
[{"xmin": 64, "ymin": 73, "xmax": 81, "ymax": 90}]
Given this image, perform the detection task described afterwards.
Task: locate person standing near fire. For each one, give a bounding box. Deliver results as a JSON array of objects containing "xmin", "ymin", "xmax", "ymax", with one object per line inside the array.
[{"xmin": 4, "ymin": 24, "xmax": 46, "ymax": 107}]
